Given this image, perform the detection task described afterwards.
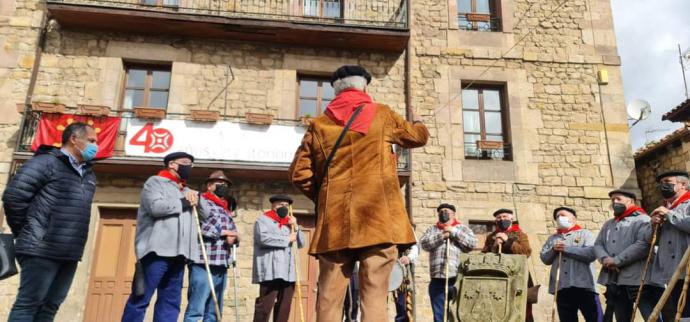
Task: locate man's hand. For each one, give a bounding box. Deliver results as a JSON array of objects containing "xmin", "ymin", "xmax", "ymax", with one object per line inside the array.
[
  {"xmin": 289, "ymin": 232, "xmax": 297, "ymax": 243},
  {"xmin": 495, "ymin": 232, "xmax": 508, "ymax": 244},
  {"xmin": 288, "ymin": 216, "xmax": 297, "ymax": 226},
  {"xmin": 651, "ymin": 206, "xmax": 669, "ymax": 225},
  {"xmin": 399, "ymin": 256, "xmax": 411, "ymax": 265},
  {"xmin": 185, "ymin": 189, "xmax": 199, "ymax": 207},
  {"xmin": 602, "ymin": 256, "xmax": 617, "ymax": 270},
  {"xmin": 442, "ymin": 231, "xmax": 451, "ymax": 239},
  {"xmin": 411, "ymin": 111, "xmax": 423, "ymax": 123},
  {"xmin": 553, "ymin": 240, "xmax": 566, "ymax": 252},
  {"xmin": 222, "ymin": 230, "xmax": 239, "ymax": 245}
]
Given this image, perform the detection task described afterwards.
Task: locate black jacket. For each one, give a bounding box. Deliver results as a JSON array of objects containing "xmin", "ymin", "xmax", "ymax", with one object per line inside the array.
[{"xmin": 2, "ymin": 146, "xmax": 96, "ymax": 261}]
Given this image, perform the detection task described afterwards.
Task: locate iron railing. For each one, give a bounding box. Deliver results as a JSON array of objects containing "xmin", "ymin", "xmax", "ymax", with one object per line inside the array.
[
  {"xmin": 457, "ymin": 14, "xmax": 501, "ymax": 32},
  {"xmin": 464, "ymin": 142, "xmax": 512, "ymax": 161},
  {"xmin": 48, "ymin": 0, "xmax": 408, "ymax": 29}
]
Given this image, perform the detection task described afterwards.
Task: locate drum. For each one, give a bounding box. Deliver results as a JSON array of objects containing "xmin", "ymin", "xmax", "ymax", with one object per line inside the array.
[{"xmin": 389, "ymin": 261, "xmax": 405, "ymax": 292}]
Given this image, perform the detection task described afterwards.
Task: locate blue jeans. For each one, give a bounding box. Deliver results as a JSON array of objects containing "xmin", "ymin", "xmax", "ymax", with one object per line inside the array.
[
  {"xmin": 121, "ymin": 253, "xmax": 185, "ymax": 322},
  {"xmin": 183, "ymin": 264, "xmax": 228, "ymax": 322},
  {"xmin": 428, "ymin": 277, "xmax": 456, "ymax": 322},
  {"xmin": 8, "ymin": 255, "xmax": 78, "ymax": 322}
]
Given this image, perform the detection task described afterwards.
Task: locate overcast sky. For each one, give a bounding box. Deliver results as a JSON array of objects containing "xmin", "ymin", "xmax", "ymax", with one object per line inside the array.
[{"xmin": 610, "ymin": 0, "xmax": 690, "ymax": 151}]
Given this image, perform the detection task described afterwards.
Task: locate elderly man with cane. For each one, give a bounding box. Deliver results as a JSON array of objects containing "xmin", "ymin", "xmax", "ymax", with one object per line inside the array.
[
  {"xmin": 289, "ymin": 65, "xmax": 429, "ymax": 322},
  {"xmin": 540, "ymin": 207, "xmax": 601, "ymax": 322},
  {"xmin": 646, "ymin": 170, "xmax": 690, "ymax": 321},
  {"xmin": 121, "ymin": 152, "xmax": 203, "ymax": 322},
  {"xmin": 420, "ymin": 203, "xmax": 477, "ymax": 322}
]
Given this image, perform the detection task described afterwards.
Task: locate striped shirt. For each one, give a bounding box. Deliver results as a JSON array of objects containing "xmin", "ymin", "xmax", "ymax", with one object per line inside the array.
[{"xmin": 420, "ymin": 223, "xmax": 477, "ymax": 278}]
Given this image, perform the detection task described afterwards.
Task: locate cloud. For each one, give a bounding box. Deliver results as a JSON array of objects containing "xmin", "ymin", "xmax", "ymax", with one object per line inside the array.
[{"xmin": 611, "ymin": 0, "xmax": 690, "ymax": 150}]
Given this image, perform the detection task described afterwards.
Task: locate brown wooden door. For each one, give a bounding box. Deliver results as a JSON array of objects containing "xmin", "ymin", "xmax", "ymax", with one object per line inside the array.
[
  {"xmin": 289, "ymin": 215, "xmax": 318, "ymax": 322},
  {"xmin": 83, "ymin": 208, "xmax": 138, "ymax": 322}
]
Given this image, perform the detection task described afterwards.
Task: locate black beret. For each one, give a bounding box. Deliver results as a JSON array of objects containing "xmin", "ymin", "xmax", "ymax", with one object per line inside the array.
[
  {"xmin": 553, "ymin": 206, "xmax": 576, "ymax": 219},
  {"xmin": 164, "ymin": 151, "xmax": 194, "ymax": 166},
  {"xmin": 269, "ymin": 194, "xmax": 293, "ymax": 205},
  {"xmin": 330, "ymin": 65, "xmax": 372, "ymax": 85},
  {"xmin": 437, "ymin": 203, "xmax": 456, "ymax": 213},
  {"xmin": 492, "ymin": 208, "xmax": 514, "ymax": 217},
  {"xmin": 656, "ymin": 170, "xmax": 690, "ymax": 182},
  {"xmin": 608, "ymin": 189, "xmax": 637, "ymax": 200}
]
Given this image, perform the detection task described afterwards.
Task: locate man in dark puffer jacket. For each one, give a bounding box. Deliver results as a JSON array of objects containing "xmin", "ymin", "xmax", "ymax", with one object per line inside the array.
[{"xmin": 3, "ymin": 122, "xmax": 98, "ymax": 322}]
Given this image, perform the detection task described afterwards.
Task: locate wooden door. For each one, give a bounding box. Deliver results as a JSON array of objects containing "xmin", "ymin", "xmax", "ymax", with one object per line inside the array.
[
  {"xmin": 83, "ymin": 208, "xmax": 138, "ymax": 322},
  {"xmin": 289, "ymin": 215, "xmax": 319, "ymax": 322}
]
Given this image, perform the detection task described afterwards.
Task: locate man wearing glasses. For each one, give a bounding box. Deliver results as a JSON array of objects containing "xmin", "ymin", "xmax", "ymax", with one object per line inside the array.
[{"xmin": 122, "ymin": 151, "xmax": 201, "ymax": 322}]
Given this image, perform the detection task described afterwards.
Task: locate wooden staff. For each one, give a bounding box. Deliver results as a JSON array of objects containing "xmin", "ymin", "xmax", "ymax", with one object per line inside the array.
[
  {"xmin": 552, "ymin": 252, "xmax": 563, "ymax": 322},
  {"xmin": 632, "ymin": 224, "xmax": 658, "ymax": 322},
  {"xmin": 192, "ymin": 206, "xmax": 222, "ymax": 322},
  {"xmin": 648, "ymin": 246, "xmax": 690, "ymax": 321},
  {"xmin": 675, "ymin": 258, "xmax": 690, "ymax": 321},
  {"xmin": 289, "ymin": 205, "xmax": 305, "ymax": 322},
  {"xmin": 443, "ymin": 238, "xmax": 451, "ymax": 322}
]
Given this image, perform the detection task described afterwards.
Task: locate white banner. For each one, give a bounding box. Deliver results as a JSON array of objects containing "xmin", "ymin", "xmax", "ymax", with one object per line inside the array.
[{"xmin": 124, "ymin": 119, "xmax": 306, "ymax": 164}]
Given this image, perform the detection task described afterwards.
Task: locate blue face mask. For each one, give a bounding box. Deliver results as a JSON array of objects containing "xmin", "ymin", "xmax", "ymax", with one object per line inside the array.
[{"xmin": 79, "ymin": 142, "xmax": 99, "ymax": 161}]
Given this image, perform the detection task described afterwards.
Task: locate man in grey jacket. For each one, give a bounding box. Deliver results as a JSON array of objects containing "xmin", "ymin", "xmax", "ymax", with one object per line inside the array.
[
  {"xmin": 252, "ymin": 195, "xmax": 305, "ymax": 322},
  {"xmin": 648, "ymin": 170, "xmax": 690, "ymax": 319},
  {"xmin": 540, "ymin": 207, "xmax": 601, "ymax": 322},
  {"xmin": 593, "ymin": 189, "xmax": 654, "ymax": 322},
  {"xmin": 122, "ymin": 152, "xmax": 200, "ymax": 322}
]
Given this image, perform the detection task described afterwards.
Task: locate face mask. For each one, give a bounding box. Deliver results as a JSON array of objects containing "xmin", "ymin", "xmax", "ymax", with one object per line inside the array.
[
  {"xmin": 556, "ymin": 216, "xmax": 573, "ymax": 230},
  {"xmin": 213, "ymin": 184, "xmax": 228, "ymax": 199},
  {"xmin": 497, "ymin": 219, "xmax": 512, "ymax": 231},
  {"xmin": 659, "ymin": 183, "xmax": 677, "ymax": 199},
  {"xmin": 276, "ymin": 206, "xmax": 289, "ymax": 218},
  {"xmin": 176, "ymin": 164, "xmax": 192, "ymax": 180},
  {"xmin": 612, "ymin": 202, "xmax": 627, "ymax": 216},
  {"xmin": 438, "ymin": 210, "xmax": 450, "ymax": 224},
  {"xmin": 78, "ymin": 142, "xmax": 98, "ymax": 161}
]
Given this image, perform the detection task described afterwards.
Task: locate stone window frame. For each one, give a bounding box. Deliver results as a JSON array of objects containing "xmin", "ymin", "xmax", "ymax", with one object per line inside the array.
[
  {"xmin": 295, "ymin": 75, "xmax": 334, "ymax": 119},
  {"xmin": 460, "ymin": 83, "xmax": 512, "ymax": 161},
  {"xmin": 119, "ymin": 63, "xmax": 173, "ymax": 111},
  {"xmin": 446, "ymin": 0, "xmax": 515, "ymax": 49},
  {"xmin": 455, "ymin": 0, "xmax": 502, "ymax": 32}
]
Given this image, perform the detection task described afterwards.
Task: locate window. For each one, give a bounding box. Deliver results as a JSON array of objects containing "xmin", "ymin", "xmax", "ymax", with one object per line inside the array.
[
  {"xmin": 461, "ymin": 85, "xmax": 510, "ymax": 160},
  {"xmin": 122, "ymin": 65, "xmax": 171, "ymax": 110},
  {"xmin": 297, "ymin": 77, "xmax": 335, "ymax": 118},
  {"xmin": 304, "ymin": 0, "xmax": 342, "ymax": 18},
  {"xmin": 141, "ymin": 0, "xmax": 179, "ymax": 7},
  {"xmin": 457, "ymin": 0, "xmax": 500, "ymax": 32}
]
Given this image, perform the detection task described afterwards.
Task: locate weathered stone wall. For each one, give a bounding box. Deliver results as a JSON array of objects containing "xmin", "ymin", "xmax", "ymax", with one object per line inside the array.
[{"xmin": 0, "ymin": 0, "xmax": 638, "ymax": 321}]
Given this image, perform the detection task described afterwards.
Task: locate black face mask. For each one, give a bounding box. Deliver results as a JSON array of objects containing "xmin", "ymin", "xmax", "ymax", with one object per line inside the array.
[
  {"xmin": 276, "ymin": 206, "xmax": 289, "ymax": 218},
  {"xmin": 176, "ymin": 164, "xmax": 192, "ymax": 180},
  {"xmin": 438, "ymin": 210, "xmax": 450, "ymax": 224},
  {"xmin": 659, "ymin": 183, "xmax": 677, "ymax": 199},
  {"xmin": 497, "ymin": 219, "xmax": 512, "ymax": 231},
  {"xmin": 213, "ymin": 184, "xmax": 228, "ymax": 199},
  {"xmin": 612, "ymin": 202, "xmax": 627, "ymax": 216}
]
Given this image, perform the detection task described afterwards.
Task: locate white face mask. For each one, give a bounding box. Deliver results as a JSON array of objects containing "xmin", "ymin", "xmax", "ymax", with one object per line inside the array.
[{"xmin": 556, "ymin": 216, "xmax": 573, "ymax": 230}]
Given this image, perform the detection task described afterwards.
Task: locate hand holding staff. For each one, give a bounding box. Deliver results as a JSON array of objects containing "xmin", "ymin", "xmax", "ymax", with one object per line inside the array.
[
  {"xmin": 288, "ymin": 205, "xmax": 306, "ymax": 322},
  {"xmin": 192, "ymin": 206, "xmax": 223, "ymax": 321}
]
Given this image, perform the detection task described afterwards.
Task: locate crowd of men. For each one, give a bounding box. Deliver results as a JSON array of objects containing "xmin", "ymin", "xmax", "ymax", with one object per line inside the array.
[{"xmin": 2, "ymin": 64, "xmax": 690, "ymax": 322}]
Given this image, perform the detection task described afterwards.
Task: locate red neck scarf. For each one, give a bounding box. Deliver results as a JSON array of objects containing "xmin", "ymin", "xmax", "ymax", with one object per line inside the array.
[
  {"xmin": 325, "ymin": 89, "xmax": 377, "ymax": 134},
  {"xmin": 436, "ymin": 219, "xmax": 461, "ymax": 230},
  {"xmin": 615, "ymin": 205, "xmax": 646, "ymax": 222},
  {"xmin": 202, "ymin": 191, "xmax": 229, "ymax": 212},
  {"xmin": 497, "ymin": 224, "xmax": 521, "ymax": 233},
  {"xmin": 157, "ymin": 169, "xmax": 185, "ymax": 191},
  {"xmin": 264, "ymin": 210, "xmax": 290, "ymax": 228},
  {"xmin": 669, "ymin": 191, "xmax": 690, "ymax": 210},
  {"xmin": 556, "ymin": 224, "xmax": 582, "ymax": 235}
]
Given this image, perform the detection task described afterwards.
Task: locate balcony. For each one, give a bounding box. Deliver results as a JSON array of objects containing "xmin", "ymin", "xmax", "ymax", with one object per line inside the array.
[
  {"xmin": 13, "ymin": 110, "xmax": 412, "ymax": 180},
  {"xmin": 46, "ymin": 0, "xmax": 410, "ymax": 52}
]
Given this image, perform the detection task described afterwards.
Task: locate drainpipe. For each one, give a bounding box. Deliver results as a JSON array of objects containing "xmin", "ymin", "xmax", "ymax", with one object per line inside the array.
[
  {"xmin": 403, "ymin": 0, "xmax": 416, "ymax": 319},
  {"xmin": 15, "ymin": 11, "xmax": 49, "ymax": 150}
]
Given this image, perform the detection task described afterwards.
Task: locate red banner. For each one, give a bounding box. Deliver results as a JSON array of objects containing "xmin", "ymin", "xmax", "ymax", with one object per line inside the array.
[{"xmin": 31, "ymin": 113, "xmax": 121, "ymax": 159}]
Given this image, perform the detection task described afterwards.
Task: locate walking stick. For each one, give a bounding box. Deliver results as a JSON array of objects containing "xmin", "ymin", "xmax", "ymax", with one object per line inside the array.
[
  {"xmin": 288, "ymin": 205, "xmax": 306, "ymax": 322},
  {"xmin": 443, "ymin": 238, "xmax": 451, "ymax": 322},
  {"xmin": 632, "ymin": 224, "xmax": 658, "ymax": 322},
  {"xmin": 675, "ymin": 258, "xmax": 690, "ymax": 322},
  {"xmin": 551, "ymin": 252, "xmax": 563, "ymax": 322},
  {"xmin": 192, "ymin": 206, "xmax": 223, "ymax": 322},
  {"xmin": 648, "ymin": 246, "xmax": 690, "ymax": 321},
  {"xmin": 231, "ymin": 244, "xmax": 240, "ymax": 322}
]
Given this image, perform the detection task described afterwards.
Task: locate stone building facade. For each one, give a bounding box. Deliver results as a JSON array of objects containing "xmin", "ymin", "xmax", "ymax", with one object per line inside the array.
[{"xmin": 0, "ymin": 0, "xmax": 637, "ymax": 321}]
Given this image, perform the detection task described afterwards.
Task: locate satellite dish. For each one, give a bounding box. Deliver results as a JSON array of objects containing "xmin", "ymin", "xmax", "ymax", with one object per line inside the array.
[{"xmin": 627, "ymin": 99, "xmax": 651, "ymax": 125}]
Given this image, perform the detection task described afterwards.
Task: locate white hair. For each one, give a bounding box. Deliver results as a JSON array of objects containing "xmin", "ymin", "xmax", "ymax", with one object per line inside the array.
[
  {"xmin": 333, "ymin": 75, "xmax": 368, "ymax": 95},
  {"xmin": 678, "ymin": 175, "xmax": 690, "ymax": 186}
]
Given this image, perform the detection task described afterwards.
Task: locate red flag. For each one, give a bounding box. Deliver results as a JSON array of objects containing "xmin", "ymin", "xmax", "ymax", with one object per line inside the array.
[{"xmin": 31, "ymin": 113, "xmax": 121, "ymax": 159}]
